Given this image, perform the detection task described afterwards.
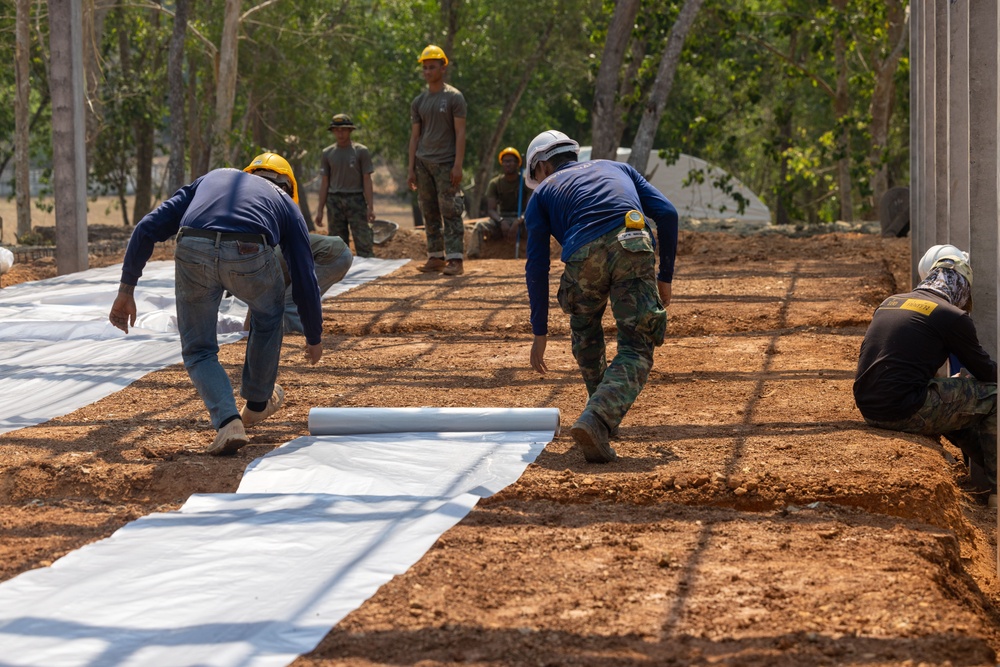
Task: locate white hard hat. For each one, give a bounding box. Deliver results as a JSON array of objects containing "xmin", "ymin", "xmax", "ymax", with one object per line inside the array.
[
  {"xmin": 524, "ymin": 130, "xmax": 579, "ymax": 188},
  {"xmin": 917, "ymin": 244, "xmax": 970, "ymax": 280}
]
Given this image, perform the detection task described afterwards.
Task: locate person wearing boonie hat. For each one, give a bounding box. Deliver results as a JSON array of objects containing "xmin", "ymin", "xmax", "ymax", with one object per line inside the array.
[
  {"xmin": 314, "ymin": 113, "xmax": 376, "ymax": 257},
  {"xmin": 854, "ymin": 247, "xmax": 997, "ymax": 504}
]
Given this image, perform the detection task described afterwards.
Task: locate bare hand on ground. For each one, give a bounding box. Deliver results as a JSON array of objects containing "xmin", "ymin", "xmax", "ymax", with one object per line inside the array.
[
  {"xmin": 109, "ymin": 293, "xmax": 137, "ymax": 333},
  {"xmin": 657, "ymin": 280, "xmax": 672, "ymax": 307},
  {"xmin": 305, "ymin": 342, "xmax": 323, "ymax": 365},
  {"xmin": 530, "ymin": 335, "xmax": 548, "ymax": 374}
]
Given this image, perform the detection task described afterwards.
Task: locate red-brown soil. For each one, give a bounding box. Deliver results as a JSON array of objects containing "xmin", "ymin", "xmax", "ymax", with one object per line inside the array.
[{"xmin": 2, "ymin": 225, "xmax": 1000, "ymax": 666}]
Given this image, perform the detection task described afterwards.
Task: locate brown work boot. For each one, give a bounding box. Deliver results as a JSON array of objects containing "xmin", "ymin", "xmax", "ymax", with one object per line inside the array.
[
  {"xmin": 570, "ymin": 411, "xmax": 617, "ymax": 463},
  {"xmin": 206, "ymin": 418, "xmax": 248, "ymax": 456},
  {"xmin": 417, "ymin": 257, "xmax": 446, "ymax": 273},
  {"xmin": 442, "ymin": 259, "xmax": 464, "ymax": 276},
  {"xmin": 240, "ymin": 384, "xmax": 285, "ymax": 428}
]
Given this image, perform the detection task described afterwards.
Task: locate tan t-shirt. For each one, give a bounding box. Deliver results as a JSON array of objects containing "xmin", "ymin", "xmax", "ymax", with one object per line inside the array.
[
  {"xmin": 321, "ymin": 142, "xmax": 373, "ymax": 194},
  {"xmin": 410, "ymin": 84, "xmax": 467, "ymax": 164},
  {"xmin": 487, "ymin": 174, "xmax": 532, "ymax": 217}
]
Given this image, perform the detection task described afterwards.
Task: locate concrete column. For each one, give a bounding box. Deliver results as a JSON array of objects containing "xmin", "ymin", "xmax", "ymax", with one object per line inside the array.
[
  {"xmin": 934, "ymin": 0, "xmax": 950, "ymax": 244},
  {"xmin": 910, "ymin": 1, "xmax": 924, "ymax": 288},
  {"xmin": 949, "ymin": 0, "xmax": 970, "ymax": 249},
  {"xmin": 970, "ymin": 0, "xmax": 999, "ymax": 360},
  {"xmin": 48, "ymin": 0, "xmax": 88, "ymax": 275},
  {"xmin": 921, "ymin": 1, "xmax": 937, "ymax": 255}
]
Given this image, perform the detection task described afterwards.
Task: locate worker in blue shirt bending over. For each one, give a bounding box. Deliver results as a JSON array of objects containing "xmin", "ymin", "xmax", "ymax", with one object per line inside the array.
[
  {"xmin": 108, "ymin": 153, "xmax": 323, "ymax": 456},
  {"xmin": 523, "ymin": 130, "xmax": 678, "ymax": 464}
]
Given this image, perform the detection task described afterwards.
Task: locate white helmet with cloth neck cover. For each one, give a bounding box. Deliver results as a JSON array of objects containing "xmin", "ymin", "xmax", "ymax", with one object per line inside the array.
[
  {"xmin": 917, "ymin": 244, "xmax": 970, "ymax": 280},
  {"xmin": 524, "ymin": 130, "xmax": 580, "ymax": 188}
]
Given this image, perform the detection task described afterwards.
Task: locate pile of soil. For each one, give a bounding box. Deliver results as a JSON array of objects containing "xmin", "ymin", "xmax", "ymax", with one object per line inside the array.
[{"xmin": 2, "ymin": 227, "xmax": 999, "ymax": 666}]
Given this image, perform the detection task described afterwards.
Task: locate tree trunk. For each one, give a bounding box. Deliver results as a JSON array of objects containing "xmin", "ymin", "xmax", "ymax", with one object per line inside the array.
[
  {"xmin": 189, "ymin": 68, "xmax": 211, "ymax": 178},
  {"xmin": 628, "ymin": 0, "xmax": 705, "ymax": 174},
  {"xmin": 14, "ymin": 0, "xmax": 32, "ymax": 239},
  {"xmin": 591, "ymin": 0, "xmax": 641, "ymax": 160},
  {"xmin": 211, "ymin": 0, "xmax": 241, "ymax": 167},
  {"xmin": 441, "ymin": 0, "xmax": 460, "ymax": 63},
  {"xmin": 868, "ymin": 0, "xmax": 908, "ymax": 209},
  {"xmin": 831, "ymin": 0, "xmax": 853, "ymax": 222},
  {"xmin": 166, "ymin": 0, "xmax": 189, "ymax": 193},
  {"xmin": 469, "ymin": 19, "xmax": 556, "ymax": 215},
  {"xmin": 83, "ymin": 0, "xmax": 113, "ymax": 159},
  {"xmin": 132, "ymin": 9, "xmax": 161, "ymax": 222}
]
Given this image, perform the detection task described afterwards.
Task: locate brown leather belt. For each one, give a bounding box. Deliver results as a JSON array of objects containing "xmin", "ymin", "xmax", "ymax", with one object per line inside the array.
[{"xmin": 176, "ymin": 227, "xmax": 268, "ymax": 245}]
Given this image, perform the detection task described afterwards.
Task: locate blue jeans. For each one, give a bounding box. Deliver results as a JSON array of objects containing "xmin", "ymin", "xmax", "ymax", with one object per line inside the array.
[{"xmin": 175, "ymin": 236, "xmax": 286, "ymax": 429}]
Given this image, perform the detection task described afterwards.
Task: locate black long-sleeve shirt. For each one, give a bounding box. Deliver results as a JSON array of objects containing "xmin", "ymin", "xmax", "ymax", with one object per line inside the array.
[{"xmin": 853, "ymin": 289, "xmax": 997, "ymax": 421}]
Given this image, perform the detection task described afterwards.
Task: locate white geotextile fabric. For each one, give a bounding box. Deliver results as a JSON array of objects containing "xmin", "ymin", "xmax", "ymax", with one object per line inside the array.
[
  {"xmin": 0, "ymin": 257, "xmax": 408, "ymax": 435},
  {"xmin": 0, "ymin": 410, "xmax": 557, "ymax": 667}
]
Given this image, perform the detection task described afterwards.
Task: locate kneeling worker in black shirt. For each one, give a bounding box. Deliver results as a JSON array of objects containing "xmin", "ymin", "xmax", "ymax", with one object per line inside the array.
[{"xmin": 853, "ymin": 248, "xmax": 997, "ymax": 502}]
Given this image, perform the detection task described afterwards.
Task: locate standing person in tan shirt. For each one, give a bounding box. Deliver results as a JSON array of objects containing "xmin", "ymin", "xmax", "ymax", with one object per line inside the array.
[
  {"xmin": 407, "ymin": 44, "xmax": 467, "ymax": 276},
  {"xmin": 315, "ymin": 113, "xmax": 375, "ymax": 258}
]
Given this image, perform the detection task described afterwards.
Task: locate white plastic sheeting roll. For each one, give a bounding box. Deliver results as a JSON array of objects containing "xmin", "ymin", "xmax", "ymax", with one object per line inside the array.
[{"xmin": 308, "ymin": 406, "xmax": 561, "ymax": 436}]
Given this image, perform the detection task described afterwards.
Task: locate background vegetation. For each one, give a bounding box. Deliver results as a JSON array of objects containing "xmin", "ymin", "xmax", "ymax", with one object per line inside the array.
[{"xmin": 0, "ymin": 0, "xmax": 909, "ymax": 229}]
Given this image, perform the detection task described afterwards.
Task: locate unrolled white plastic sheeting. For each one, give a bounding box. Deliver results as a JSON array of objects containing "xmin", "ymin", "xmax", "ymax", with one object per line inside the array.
[
  {"xmin": 0, "ymin": 408, "xmax": 558, "ymax": 667},
  {"xmin": 0, "ymin": 257, "xmax": 408, "ymax": 435}
]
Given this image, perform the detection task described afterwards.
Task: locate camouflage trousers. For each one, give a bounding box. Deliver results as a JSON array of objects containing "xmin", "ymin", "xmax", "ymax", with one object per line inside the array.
[
  {"xmin": 274, "ymin": 234, "xmax": 353, "ymax": 334},
  {"xmin": 557, "ymin": 226, "xmax": 667, "ymax": 431},
  {"xmin": 415, "ymin": 158, "xmax": 465, "ymax": 259},
  {"xmin": 325, "ymin": 192, "xmax": 373, "ymax": 258},
  {"xmin": 865, "ymin": 377, "xmax": 997, "ymax": 490}
]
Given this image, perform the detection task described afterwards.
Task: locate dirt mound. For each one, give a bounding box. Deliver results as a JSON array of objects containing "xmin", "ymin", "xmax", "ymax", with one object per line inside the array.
[{"xmin": 3, "ymin": 230, "xmax": 1000, "ymax": 666}]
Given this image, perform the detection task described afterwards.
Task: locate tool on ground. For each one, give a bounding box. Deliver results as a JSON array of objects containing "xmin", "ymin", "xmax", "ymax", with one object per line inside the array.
[{"xmin": 371, "ymin": 220, "xmax": 399, "ymax": 245}]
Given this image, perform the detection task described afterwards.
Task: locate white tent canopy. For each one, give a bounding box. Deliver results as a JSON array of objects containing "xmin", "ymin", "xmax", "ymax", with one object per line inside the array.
[{"xmin": 577, "ymin": 146, "xmax": 771, "ymax": 222}]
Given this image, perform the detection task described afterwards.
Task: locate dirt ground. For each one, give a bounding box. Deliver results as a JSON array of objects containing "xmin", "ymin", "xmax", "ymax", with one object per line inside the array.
[{"xmin": 3, "ymin": 217, "xmax": 1000, "ymax": 666}]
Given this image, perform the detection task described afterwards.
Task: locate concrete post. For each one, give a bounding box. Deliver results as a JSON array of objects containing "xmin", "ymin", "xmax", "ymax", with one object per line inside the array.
[
  {"xmin": 970, "ymin": 0, "xmax": 999, "ymax": 360},
  {"xmin": 949, "ymin": 0, "xmax": 970, "ymax": 250},
  {"xmin": 48, "ymin": 0, "xmax": 88, "ymax": 275},
  {"xmin": 934, "ymin": 0, "xmax": 950, "ymax": 244},
  {"xmin": 921, "ymin": 2, "xmax": 937, "ymax": 256},
  {"xmin": 910, "ymin": 1, "xmax": 924, "ymax": 288}
]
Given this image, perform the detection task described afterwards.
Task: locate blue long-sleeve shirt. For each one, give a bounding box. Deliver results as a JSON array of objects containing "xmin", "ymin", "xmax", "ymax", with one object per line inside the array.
[
  {"xmin": 120, "ymin": 168, "xmax": 323, "ymax": 344},
  {"xmin": 523, "ymin": 159, "xmax": 679, "ymax": 336}
]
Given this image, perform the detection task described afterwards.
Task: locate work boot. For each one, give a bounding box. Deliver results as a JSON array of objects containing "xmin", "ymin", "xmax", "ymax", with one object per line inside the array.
[
  {"xmin": 570, "ymin": 411, "xmax": 617, "ymax": 463},
  {"xmin": 207, "ymin": 418, "xmax": 248, "ymax": 456},
  {"xmin": 240, "ymin": 384, "xmax": 285, "ymax": 427},
  {"xmin": 443, "ymin": 259, "xmax": 464, "ymax": 276},
  {"xmin": 417, "ymin": 257, "xmax": 446, "ymax": 273}
]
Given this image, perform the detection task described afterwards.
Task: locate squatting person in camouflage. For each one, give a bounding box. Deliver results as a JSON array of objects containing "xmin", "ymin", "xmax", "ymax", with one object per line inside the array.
[
  {"xmin": 522, "ymin": 130, "xmax": 678, "ymax": 463},
  {"xmin": 407, "ymin": 44, "xmax": 467, "ymax": 276},
  {"xmin": 853, "ymin": 248, "xmax": 997, "ymax": 502}
]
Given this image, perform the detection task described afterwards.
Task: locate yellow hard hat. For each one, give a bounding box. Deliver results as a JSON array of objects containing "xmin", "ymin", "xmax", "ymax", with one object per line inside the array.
[
  {"xmin": 244, "ymin": 152, "xmax": 299, "ymax": 204},
  {"xmin": 498, "ymin": 146, "xmax": 522, "ymax": 166},
  {"xmin": 418, "ymin": 44, "xmax": 448, "ymax": 66}
]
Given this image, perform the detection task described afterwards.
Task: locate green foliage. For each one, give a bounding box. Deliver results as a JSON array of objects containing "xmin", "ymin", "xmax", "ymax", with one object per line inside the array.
[{"xmin": 0, "ymin": 0, "xmax": 909, "ymax": 224}]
